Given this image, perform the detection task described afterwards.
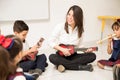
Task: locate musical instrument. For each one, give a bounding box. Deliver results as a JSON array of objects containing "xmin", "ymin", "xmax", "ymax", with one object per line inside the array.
[
  {"xmin": 58, "ymin": 44, "xmax": 98, "ymax": 56},
  {"xmin": 97, "ymin": 34, "xmax": 116, "ymax": 44},
  {"xmin": 36, "ymin": 37, "xmax": 44, "ymax": 47},
  {"xmin": 24, "ymin": 37, "xmax": 44, "ymax": 61}
]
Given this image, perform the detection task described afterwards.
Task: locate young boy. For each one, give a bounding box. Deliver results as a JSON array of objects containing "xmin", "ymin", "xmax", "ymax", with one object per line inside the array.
[{"xmin": 13, "ymin": 20, "xmax": 48, "ymax": 78}]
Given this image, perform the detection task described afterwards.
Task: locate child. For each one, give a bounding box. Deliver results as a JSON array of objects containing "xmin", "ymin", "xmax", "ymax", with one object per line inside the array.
[
  {"xmin": 0, "ymin": 42, "xmax": 16, "ymax": 80},
  {"xmin": 111, "ymin": 19, "xmax": 120, "ymax": 80},
  {"xmin": 97, "ymin": 19, "xmax": 120, "ymax": 70},
  {"xmin": 13, "ymin": 20, "xmax": 48, "ymax": 77},
  {"xmin": 6, "ymin": 34, "xmax": 36, "ymax": 80},
  {"xmin": 0, "ymin": 34, "xmax": 26, "ymax": 80}
]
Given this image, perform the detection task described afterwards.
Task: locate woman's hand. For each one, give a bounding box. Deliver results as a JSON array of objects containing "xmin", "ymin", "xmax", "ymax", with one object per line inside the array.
[
  {"xmin": 54, "ymin": 45, "xmax": 72, "ymax": 56},
  {"xmin": 116, "ymin": 64, "xmax": 120, "ymax": 67},
  {"xmin": 61, "ymin": 48, "xmax": 71, "ymax": 56},
  {"xmin": 85, "ymin": 48, "xmax": 93, "ymax": 53}
]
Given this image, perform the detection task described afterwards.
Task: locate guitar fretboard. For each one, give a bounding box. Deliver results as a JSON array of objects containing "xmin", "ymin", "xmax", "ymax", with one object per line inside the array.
[{"xmin": 74, "ymin": 47, "xmax": 98, "ymax": 52}]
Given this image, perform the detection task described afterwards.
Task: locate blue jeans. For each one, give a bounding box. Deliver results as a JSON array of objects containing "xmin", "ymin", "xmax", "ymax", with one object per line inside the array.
[
  {"xmin": 24, "ymin": 74, "xmax": 35, "ymax": 80},
  {"xmin": 20, "ymin": 54, "xmax": 47, "ymax": 72}
]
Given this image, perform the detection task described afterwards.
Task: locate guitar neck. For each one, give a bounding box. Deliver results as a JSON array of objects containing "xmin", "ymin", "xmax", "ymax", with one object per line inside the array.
[
  {"xmin": 74, "ymin": 48, "xmax": 88, "ymax": 52},
  {"xmin": 74, "ymin": 47, "xmax": 98, "ymax": 52},
  {"xmin": 37, "ymin": 37, "xmax": 44, "ymax": 46},
  {"xmin": 58, "ymin": 44, "xmax": 98, "ymax": 56}
]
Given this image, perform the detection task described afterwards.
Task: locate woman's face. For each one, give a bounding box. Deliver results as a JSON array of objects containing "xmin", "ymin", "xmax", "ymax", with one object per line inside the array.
[{"xmin": 66, "ymin": 10, "xmax": 75, "ymax": 27}]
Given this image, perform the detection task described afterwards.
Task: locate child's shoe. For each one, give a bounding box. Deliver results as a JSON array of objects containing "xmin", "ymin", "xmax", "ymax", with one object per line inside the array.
[{"xmin": 28, "ymin": 68, "xmax": 42, "ymax": 79}]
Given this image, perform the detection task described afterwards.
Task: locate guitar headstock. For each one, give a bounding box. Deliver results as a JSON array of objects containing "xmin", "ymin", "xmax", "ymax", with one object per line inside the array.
[
  {"xmin": 37, "ymin": 37, "xmax": 44, "ymax": 46},
  {"xmin": 91, "ymin": 47, "xmax": 98, "ymax": 51}
]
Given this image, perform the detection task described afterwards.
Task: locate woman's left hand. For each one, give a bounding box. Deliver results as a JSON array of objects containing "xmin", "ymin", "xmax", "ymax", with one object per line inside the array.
[{"xmin": 85, "ymin": 48, "xmax": 93, "ymax": 53}]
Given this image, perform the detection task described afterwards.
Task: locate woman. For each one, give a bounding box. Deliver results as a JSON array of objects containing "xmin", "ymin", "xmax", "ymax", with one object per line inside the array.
[{"xmin": 49, "ymin": 5, "xmax": 96, "ymax": 72}]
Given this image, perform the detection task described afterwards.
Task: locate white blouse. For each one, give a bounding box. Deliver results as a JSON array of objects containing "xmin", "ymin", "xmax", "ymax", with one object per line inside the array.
[{"xmin": 49, "ymin": 23, "xmax": 84, "ymax": 48}]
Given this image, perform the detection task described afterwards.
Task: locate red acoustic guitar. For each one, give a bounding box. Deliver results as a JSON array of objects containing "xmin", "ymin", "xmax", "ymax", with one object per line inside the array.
[
  {"xmin": 58, "ymin": 44, "xmax": 98, "ymax": 56},
  {"xmin": 24, "ymin": 38, "xmax": 44, "ymax": 61}
]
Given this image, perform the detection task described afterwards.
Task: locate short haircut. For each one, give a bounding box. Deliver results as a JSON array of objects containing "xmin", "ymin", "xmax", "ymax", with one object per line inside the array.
[{"xmin": 13, "ymin": 20, "xmax": 29, "ymax": 33}]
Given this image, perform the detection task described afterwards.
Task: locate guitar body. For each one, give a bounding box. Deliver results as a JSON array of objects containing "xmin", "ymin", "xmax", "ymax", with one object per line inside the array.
[
  {"xmin": 58, "ymin": 44, "xmax": 75, "ymax": 56},
  {"xmin": 58, "ymin": 44, "xmax": 98, "ymax": 56},
  {"xmin": 23, "ymin": 38, "xmax": 44, "ymax": 61},
  {"xmin": 26, "ymin": 51, "xmax": 38, "ymax": 61}
]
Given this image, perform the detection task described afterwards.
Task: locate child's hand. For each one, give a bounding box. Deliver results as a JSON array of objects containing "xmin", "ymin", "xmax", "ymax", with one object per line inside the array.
[
  {"xmin": 29, "ymin": 45, "xmax": 38, "ymax": 53},
  {"xmin": 108, "ymin": 34, "xmax": 113, "ymax": 43}
]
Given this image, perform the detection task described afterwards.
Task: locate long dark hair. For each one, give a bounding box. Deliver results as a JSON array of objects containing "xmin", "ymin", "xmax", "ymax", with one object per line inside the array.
[
  {"xmin": 0, "ymin": 46, "xmax": 16, "ymax": 80},
  {"xmin": 64, "ymin": 5, "xmax": 84, "ymax": 38},
  {"xmin": 0, "ymin": 34, "xmax": 23, "ymax": 80},
  {"xmin": 5, "ymin": 35, "xmax": 23, "ymax": 59}
]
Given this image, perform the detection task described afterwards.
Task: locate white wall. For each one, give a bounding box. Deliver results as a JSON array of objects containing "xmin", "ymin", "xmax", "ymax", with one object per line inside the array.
[
  {"xmin": 0, "ymin": 0, "xmax": 120, "ymax": 48},
  {"xmin": 0, "ymin": 0, "xmax": 49, "ymax": 21}
]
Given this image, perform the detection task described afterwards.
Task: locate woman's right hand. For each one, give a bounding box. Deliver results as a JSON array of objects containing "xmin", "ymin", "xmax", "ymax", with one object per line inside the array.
[
  {"xmin": 54, "ymin": 45, "xmax": 71, "ymax": 57},
  {"xmin": 61, "ymin": 48, "xmax": 71, "ymax": 57}
]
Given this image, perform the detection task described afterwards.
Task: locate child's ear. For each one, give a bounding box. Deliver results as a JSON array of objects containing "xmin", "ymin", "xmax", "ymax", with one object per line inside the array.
[
  {"xmin": 14, "ymin": 31, "xmax": 18, "ymax": 35},
  {"xmin": 14, "ymin": 51, "xmax": 22, "ymax": 64}
]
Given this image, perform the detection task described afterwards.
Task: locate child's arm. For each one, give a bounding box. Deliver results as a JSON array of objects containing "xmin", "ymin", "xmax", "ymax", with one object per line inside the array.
[
  {"xmin": 22, "ymin": 38, "xmax": 44, "ymax": 58},
  {"xmin": 22, "ymin": 45, "xmax": 38, "ymax": 57},
  {"xmin": 22, "ymin": 38, "xmax": 44, "ymax": 57},
  {"xmin": 107, "ymin": 35, "xmax": 113, "ymax": 54}
]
